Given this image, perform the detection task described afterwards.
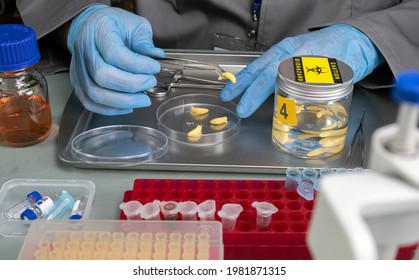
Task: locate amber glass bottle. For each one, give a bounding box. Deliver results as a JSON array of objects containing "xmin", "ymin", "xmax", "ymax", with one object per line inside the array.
[{"xmin": 0, "ymin": 24, "xmax": 51, "ymax": 147}]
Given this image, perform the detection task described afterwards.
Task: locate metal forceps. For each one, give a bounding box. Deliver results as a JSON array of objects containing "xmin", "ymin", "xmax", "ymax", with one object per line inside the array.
[{"xmin": 145, "ymin": 57, "xmax": 229, "ymax": 97}]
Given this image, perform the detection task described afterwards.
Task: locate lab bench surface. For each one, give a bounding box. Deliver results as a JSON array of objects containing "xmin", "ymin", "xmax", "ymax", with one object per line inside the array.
[{"xmin": 0, "ymin": 72, "xmax": 285, "ymax": 260}]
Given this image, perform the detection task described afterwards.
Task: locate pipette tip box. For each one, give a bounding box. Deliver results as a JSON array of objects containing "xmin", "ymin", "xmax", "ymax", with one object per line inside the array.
[{"xmin": 18, "ymin": 219, "xmax": 223, "ymax": 260}]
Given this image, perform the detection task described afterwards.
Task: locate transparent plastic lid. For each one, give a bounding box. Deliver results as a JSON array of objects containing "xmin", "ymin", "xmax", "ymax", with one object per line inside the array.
[
  {"xmin": 71, "ymin": 125, "xmax": 168, "ymax": 166},
  {"xmin": 156, "ymin": 94, "xmax": 241, "ymax": 146}
]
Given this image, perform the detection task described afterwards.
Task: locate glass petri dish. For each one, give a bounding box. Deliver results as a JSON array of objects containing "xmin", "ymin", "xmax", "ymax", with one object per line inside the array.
[
  {"xmin": 71, "ymin": 125, "xmax": 168, "ymax": 166},
  {"xmin": 156, "ymin": 94, "xmax": 240, "ymax": 146}
]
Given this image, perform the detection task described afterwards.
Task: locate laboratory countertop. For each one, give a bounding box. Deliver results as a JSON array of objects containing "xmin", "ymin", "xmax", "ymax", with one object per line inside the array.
[{"xmin": 0, "ymin": 72, "xmax": 284, "ymax": 260}]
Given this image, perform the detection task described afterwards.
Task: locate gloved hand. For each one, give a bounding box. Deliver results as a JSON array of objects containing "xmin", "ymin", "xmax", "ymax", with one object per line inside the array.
[
  {"xmin": 67, "ymin": 4, "xmax": 165, "ymax": 115},
  {"xmin": 220, "ymin": 24, "xmax": 385, "ymax": 118}
]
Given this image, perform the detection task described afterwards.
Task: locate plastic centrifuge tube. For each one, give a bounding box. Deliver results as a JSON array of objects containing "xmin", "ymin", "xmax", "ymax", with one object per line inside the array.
[
  {"xmin": 319, "ymin": 167, "xmax": 332, "ymax": 177},
  {"xmin": 20, "ymin": 192, "xmax": 59, "ymax": 220},
  {"xmin": 197, "ymin": 200, "xmax": 216, "ymax": 221},
  {"xmin": 140, "ymin": 200, "xmax": 161, "ymax": 220},
  {"xmin": 70, "ymin": 195, "xmax": 88, "ymax": 219},
  {"xmin": 335, "ymin": 168, "xmax": 348, "ymax": 174},
  {"xmin": 284, "ymin": 168, "xmax": 302, "ymax": 190},
  {"xmin": 302, "ymin": 168, "xmax": 318, "ymax": 187},
  {"xmin": 160, "ymin": 201, "xmax": 179, "ymax": 220},
  {"xmin": 2, "ymin": 191, "xmax": 42, "ymax": 220},
  {"xmin": 251, "ymin": 201, "xmax": 279, "ymax": 231},
  {"xmin": 119, "ymin": 200, "xmax": 143, "ymax": 220},
  {"xmin": 43, "ymin": 191, "xmax": 75, "ymax": 220},
  {"xmin": 217, "ymin": 203, "xmax": 243, "ymax": 231},
  {"xmin": 297, "ymin": 181, "xmax": 315, "ymax": 201},
  {"xmin": 179, "ymin": 201, "xmax": 198, "ymax": 220}
]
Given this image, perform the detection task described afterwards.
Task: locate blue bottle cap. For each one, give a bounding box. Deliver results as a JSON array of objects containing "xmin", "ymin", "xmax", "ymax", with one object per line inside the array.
[
  {"xmin": 20, "ymin": 208, "xmax": 37, "ymax": 220},
  {"xmin": 27, "ymin": 191, "xmax": 42, "ymax": 202},
  {"xmin": 392, "ymin": 70, "xmax": 419, "ymax": 104},
  {"xmin": 0, "ymin": 24, "xmax": 41, "ymax": 71},
  {"xmin": 69, "ymin": 214, "xmax": 82, "ymax": 220}
]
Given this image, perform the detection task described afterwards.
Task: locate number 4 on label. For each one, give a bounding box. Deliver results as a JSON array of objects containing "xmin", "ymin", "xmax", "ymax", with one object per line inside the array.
[
  {"xmin": 276, "ymin": 96, "xmax": 297, "ymax": 126},
  {"xmin": 279, "ymin": 103, "xmax": 288, "ymax": 119}
]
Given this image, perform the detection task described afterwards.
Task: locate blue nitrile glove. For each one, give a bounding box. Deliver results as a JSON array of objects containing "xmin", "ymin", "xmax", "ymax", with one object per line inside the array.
[
  {"xmin": 220, "ymin": 24, "xmax": 385, "ymax": 118},
  {"xmin": 67, "ymin": 4, "xmax": 165, "ymax": 115}
]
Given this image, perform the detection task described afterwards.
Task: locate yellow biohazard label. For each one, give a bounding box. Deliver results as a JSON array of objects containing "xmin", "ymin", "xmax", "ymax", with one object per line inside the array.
[
  {"xmin": 293, "ymin": 57, "xmax": 342, "ymax": 84},
  {"xmin": 276, "ymin": 95, "xmax": 297, "ymax": 126}
]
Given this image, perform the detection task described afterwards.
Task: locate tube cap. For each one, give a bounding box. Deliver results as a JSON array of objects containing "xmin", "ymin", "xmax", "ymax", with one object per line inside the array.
[
  {"xmin": 392, "ymin": 70, "xmax": 419, "ymax": 104},
  {"xmin": 20, "ymin": 208, "xmax": 37, "ymax": 220},
  {"xmin": 0, "ymin": 24, "xmax": 41, "ymax": 71},
  {"xmin": 27, "ymin": 191, "xmax": 42, "ymax": 202},
  {"xmin": 69, "ymin": 214, "xmax": 82, "ymax": 220}
]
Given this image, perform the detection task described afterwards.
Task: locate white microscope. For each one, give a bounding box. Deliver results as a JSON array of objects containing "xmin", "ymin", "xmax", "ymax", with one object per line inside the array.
[{"xmin": 308, "ymin": 70, "xmax": 419, "ymax": 259}]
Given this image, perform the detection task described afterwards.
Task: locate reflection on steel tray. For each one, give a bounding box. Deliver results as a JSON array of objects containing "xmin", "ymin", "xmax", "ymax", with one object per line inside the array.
[{"xmin": 57, "ymin": 50, "xmax": 397, "ymax": 174}]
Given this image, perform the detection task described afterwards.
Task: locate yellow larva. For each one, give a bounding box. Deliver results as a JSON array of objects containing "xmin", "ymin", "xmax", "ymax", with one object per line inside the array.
[
  {"xmin": 328, "ymin": 103, "xmax": 347, "ymax": 117},
  {"xmin": 320, "ymin": 122, "xmax": 338, "ymax": 131},
  {"xmin": 295, "ymin": 105, "xmax": 304, "ymax": 114},
  {"xmin": 191, "ymin": 112, "xmax": 209, "ymax": 121},
  {"xmin": 218, "ymin": 72, "xmax": 237, "ymax": 83},
  {"xmin": 306, "ymin": 142, "xmax": 345, "ymax": 157},
  {"xmin": 307, "ymin": 147, "xmax": 328, "ymax": 157},
  {"xmin": 187, "ymin": 134, "xmax": 202, "ymax": 142},
  {"xmin": 319, "ymin": 127, "xmax": 347, "ymax": 138},
  {"xmin": 327, "ymin": 143, "xmax": 345, "ymax": 154},
  {"xmin": 297, "ymin": 133, "xmax": 318, "ymax": 140},
  {"xmin": 210, "ymin": 116, "xmax": 228, "ymax": 125},
  {"xmin": 306, "ymin": 105, "xmax": 325, "ymax": 112},
  {"xmin": 210, "ymin": 122, "xmax": 228, "ymax": 131},
  {"xmin": 187, "ymin": 125, "xmax": 202, "ymax": 137},
  {"xmin": 273, "ymin": 117, "xmax": 290, "ymax": 132},
  {"xmin": 301, "ymin": 130, "xmax": 320, "ymax": 135},
  {"xmin": 319, "ymin": 135, "xmax": 346, "ymax": 147},
  {"xmin": 191, "ymin": 107, "xmax": 209, "ymax": 115},
  {"xmin": 272, "ymin": 130, "xmax": 295, "ymax": 144},
  {"xmin": 316, "ymin": 110, "xmax": 334, "ymax": 118}
]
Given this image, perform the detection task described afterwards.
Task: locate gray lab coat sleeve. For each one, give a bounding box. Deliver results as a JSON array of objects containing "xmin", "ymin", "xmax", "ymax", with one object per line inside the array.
[
  {"xmin": 16, "ymin": 0, "xmax": 110, "ymax": 39},
  {"xmin": 341, "ymin": 0, "xmax": 419, "ymax": 78}
]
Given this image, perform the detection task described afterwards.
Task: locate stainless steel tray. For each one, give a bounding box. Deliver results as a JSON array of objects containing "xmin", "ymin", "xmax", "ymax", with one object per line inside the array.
[{"xmin": 58, "ymin": 50, "xmax": 397, "ymax": 174}]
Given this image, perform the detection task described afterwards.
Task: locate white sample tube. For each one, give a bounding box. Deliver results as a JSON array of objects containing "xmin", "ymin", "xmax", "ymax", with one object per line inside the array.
[
  {"xmin": 217, "ymin": 203, "xmax": 243, "ymax": 231},
  {"xmin": 251, "ymin": 201, "xmax": 279, "ymax": 231}
]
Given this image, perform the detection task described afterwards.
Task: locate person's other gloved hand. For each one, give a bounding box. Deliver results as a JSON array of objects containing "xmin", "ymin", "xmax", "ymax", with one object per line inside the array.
[
  {"xmin": 220, "ymin": 24, "xmax": 385, "ymax": 118},
  {"xmin": 67, "ymin": 4, "xmax": 165, "ymax": 115}
]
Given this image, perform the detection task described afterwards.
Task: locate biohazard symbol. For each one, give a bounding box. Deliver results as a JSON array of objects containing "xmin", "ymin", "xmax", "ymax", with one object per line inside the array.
[{"xmin": 306, "ymin": 66, "xmax": 327, "ymax": 75}]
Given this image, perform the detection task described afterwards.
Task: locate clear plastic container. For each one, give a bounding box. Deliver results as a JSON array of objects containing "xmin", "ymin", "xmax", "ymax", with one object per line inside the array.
[
  {"xmin": 71, "ymin": 125, "xmax": 168, "ymax": 167},
  {"xmin": 0, "ymin": 179, "xmax": 95, "ymax": 237},
  {"xmin": 272, "ymin": 56, "xmax": 354, "ymax": 159},
  {"xmin": 156, "ymin": 94, "xmax": 240, "ymax": 146},
  {"xmin": 0, "ymin": 24, "xmax": 51, "ymax": 147}
]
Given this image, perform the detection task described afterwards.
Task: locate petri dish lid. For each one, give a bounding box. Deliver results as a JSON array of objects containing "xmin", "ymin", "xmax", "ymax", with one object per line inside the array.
[{"xmin": 71, "ymin": 125, "xmax": 168, "ymax": 166}]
